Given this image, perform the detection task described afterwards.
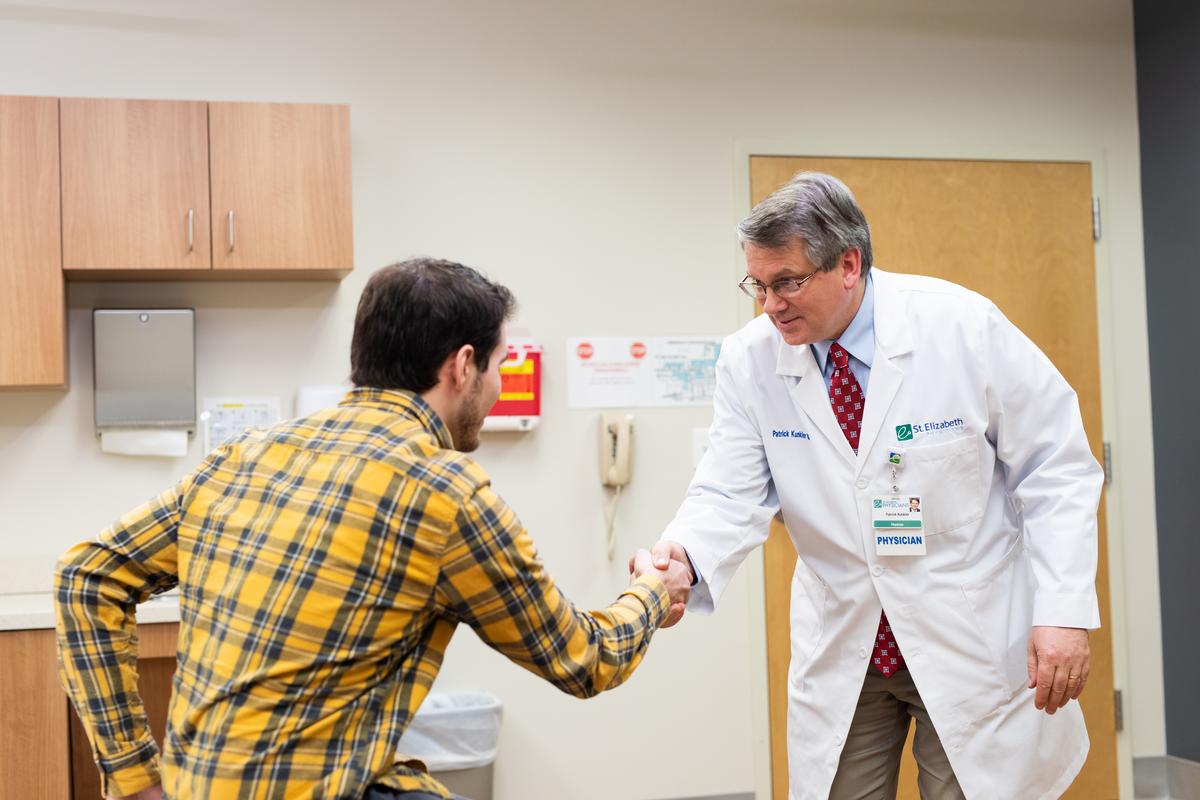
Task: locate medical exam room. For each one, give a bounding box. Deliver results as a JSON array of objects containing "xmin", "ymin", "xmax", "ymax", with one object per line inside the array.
[{"xmin": 0, "ymin": 1, "xmax": 1194, "ymax": 799}]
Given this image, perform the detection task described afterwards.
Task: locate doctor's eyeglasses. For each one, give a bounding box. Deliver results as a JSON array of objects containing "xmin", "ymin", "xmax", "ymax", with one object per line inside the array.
[{"xmin": 737, "ymin": 270, "xmax": 817, "ymax": 303}]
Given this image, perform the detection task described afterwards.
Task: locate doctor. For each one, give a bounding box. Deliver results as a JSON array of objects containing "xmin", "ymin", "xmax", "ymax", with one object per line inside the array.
[{"xmin": 651, "ymin": 173, "xmax": 1103, "ymax": 799}]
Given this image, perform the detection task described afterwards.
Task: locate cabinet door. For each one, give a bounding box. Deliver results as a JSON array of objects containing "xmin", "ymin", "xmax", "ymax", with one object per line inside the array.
[
  {"xmin": 0, "ymin": 629, "xmax": 71, "ymax": 799},
  {"xmin": 210, "ymin": 102, "xmax": 353, "ymax": 273},
  {"xmin": 61, "ymin": 98, "xmax": 210, "ymax": 271},
  {"xmin": 0, "ymin": 96, "xmax": 64, "ymax": 388}
]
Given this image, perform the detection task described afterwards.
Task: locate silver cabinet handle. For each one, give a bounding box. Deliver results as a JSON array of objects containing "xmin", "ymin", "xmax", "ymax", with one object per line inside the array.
[
  {"xmin": 227, "ymin": 210, "xmax": 235, "ymax": 252},
  {"xmin": 187, "ymin": 208, "xmax": 194, "ymax": 252}
]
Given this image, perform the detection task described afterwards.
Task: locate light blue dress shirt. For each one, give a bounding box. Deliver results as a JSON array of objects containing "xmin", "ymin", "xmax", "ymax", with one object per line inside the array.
[{"xmin": 810, "ymin": 274, "xmax": 875, "ymax": 394}]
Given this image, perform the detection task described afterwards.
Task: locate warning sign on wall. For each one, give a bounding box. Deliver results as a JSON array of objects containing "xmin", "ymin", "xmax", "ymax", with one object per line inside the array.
[{"xmin": 565, "ymin": 336, "xmax": 722, "ymax": 409}]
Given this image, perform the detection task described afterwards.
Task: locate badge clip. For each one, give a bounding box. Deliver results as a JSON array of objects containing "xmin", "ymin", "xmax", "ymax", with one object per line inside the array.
[{"xmin": 887, "ymin": 449, "xmax": 904, "ymax": 493}]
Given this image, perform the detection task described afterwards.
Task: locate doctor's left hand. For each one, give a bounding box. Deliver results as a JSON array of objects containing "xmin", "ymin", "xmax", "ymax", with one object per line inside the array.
[{"xmin": 1027, "ymin": 626, "xmax": 1090, "ymax": 715}]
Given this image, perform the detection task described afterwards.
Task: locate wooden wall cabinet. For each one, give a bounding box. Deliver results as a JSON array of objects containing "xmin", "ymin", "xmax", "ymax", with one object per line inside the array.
[
  {"xmin": 0, "ymin": 96, "xmax": 65, "ymax": 388},
  {"xmin": 60, "ymin": 98, "xmax": 352, "ymax": 279},
  {"xmin": 1, "ymin": 94, "xmax": 353, "ymax": 387}
]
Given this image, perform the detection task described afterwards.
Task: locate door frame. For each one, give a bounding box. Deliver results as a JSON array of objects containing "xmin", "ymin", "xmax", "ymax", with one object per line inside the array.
[{"xmin": 730, "ymin": 139, "xmax": 1139, "ymax": 800}]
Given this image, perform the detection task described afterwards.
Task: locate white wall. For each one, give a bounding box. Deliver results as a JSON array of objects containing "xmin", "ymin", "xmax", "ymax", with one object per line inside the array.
[{"xmin": 0, "ymin": 1, "xmax": 1163, "ymax": 797}]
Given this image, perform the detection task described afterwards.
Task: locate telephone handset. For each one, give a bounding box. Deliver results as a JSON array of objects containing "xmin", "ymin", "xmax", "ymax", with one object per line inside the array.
[{"xmin": 600, "ymin": 412, "xmax": 634, "ymax": 487}]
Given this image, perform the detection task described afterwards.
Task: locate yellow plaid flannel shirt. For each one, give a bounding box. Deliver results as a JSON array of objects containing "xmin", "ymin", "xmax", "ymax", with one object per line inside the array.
[{"xmin": 56, "ymin": 388, "xmax": 669, "ymax": 799}]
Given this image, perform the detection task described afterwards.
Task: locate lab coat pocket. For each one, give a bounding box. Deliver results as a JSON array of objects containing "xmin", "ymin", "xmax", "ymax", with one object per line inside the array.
[
  {"xmin": 904, "ymin": 436, "xmax": 984, "ymax": 535},
  {"xmin": 961, "ymin": 537, "xmax": 1035, "ymax": 697},
  {"xmin": 788, "ymin": 558, "xmax": 828, "ymax": 684}
]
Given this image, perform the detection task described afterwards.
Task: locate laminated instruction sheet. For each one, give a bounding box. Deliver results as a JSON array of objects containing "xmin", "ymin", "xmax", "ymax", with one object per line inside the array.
[{"xmin": 566, "ymin": 336, "xmax": 722, "ymax": 408}]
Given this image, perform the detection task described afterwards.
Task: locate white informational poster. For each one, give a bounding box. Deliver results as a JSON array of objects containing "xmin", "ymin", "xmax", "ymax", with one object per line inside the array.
[
  {"xmin": 566, "ymin": 336, "xmax": 723, "ymax": 408},
  {"xmin": 200, "ymin": 397, "xmax": 281, "ymax": 452}
]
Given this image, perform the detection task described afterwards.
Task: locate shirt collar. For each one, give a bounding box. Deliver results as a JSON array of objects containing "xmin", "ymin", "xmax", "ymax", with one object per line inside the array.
[
  {"xmin": 339, "ymin": 387, "xmax": 455, "ymax": 450},
  {"xmin": 811, "ymin": 273, "xmax": 875, "ymax": 373}
]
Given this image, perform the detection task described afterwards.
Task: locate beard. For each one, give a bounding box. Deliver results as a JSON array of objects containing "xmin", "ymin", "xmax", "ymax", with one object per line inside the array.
[{"xmin": 449, "ymin": 375, "xmax": 487, "ymax": 452}]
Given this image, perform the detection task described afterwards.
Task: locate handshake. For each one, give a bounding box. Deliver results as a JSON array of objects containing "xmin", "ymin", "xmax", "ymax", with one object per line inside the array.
[{"xmin": 628, "ymin": 540, "xmax": 693, "ymax": 628}]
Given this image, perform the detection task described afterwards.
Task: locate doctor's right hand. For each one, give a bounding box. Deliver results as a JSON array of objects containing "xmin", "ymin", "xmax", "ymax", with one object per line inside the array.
[
  {"xmin": 629, "ymin": 540, "xmax": 695, "ymax": 627},
  {"xmin": 629, "ymin": 547, "xmax": 691, "ymax": 627}
]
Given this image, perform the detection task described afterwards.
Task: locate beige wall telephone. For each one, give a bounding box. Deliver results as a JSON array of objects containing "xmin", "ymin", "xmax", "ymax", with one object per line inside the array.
[
  {"xmin": 599, "ymin": 413, "xmax": 634, "ymax": 559},
  {"xmin": 599, "ymin": 412, "xmax": 634, "ymax": 487}
]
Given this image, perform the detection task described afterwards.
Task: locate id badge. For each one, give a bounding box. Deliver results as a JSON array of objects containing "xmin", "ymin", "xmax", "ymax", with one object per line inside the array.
[{"xmin": 872, "ymin": 495, "xmax": 926, "ymax": 556}]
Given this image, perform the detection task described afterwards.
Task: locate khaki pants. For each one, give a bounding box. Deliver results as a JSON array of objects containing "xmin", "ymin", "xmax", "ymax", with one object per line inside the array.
[{"xmin": 827, "ymin": 668, "xmax": 965, "ymax": 800}]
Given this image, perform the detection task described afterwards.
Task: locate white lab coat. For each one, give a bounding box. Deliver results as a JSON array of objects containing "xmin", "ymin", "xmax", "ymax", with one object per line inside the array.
[{"xmin": 664, "ymin": 269, "xmax": 1103, "ymax": 800}]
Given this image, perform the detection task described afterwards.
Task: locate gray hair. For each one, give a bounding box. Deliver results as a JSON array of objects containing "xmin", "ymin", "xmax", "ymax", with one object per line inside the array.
[{"xmin": 738, "ymin": 172, "xmax": 873, "ymax": 273}]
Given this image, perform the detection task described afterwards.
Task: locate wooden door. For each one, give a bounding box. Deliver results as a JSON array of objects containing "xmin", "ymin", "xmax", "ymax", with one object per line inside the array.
[
  {"xmin": 209, "ymin": 102, "xmax": 353, "ymax": 273},
  {"xmin": 752, "ymin": 156, "xmax": 1118, "ymax": 799},
  {"xmin": 61, "ymin": 98, "xmax": 211, "ymax": 272},
  {"xmin": 0, "ymin": 95, "xmax": 64, "ymax": 388}
]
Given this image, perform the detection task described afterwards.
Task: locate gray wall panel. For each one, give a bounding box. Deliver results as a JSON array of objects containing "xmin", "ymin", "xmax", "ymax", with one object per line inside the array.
[{"xmin": 1134, "ymin": 0, "xmax": 1200, "ymax": 764}]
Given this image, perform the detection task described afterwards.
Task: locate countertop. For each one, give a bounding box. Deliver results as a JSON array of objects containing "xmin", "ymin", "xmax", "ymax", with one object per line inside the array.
[{"xmin": 0, "ymin": 590, "xmax": 181, "ymax": 632}]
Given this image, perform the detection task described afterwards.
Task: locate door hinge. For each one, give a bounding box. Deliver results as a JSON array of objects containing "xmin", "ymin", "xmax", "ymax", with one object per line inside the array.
[
  {"xmin": 1114, "ymin": 688, "xmax": 1124, "ymax": 732},
  {"xmin": 1103, "ymin": 441, "xmax": 1113, "ymax": 486},
  {"xmin": 1092, "ymin": 197, "xmax": 1102, "ymax": 241}
]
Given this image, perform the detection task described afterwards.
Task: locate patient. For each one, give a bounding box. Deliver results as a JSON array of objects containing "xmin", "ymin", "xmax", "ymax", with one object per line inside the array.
[{"xmin": 56, "ymin": 258, "xmax": 690, "ymax": 800}]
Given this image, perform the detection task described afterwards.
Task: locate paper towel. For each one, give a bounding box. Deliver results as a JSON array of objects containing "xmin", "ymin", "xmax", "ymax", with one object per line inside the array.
[{"xmin": 99, "ymin": 428, "xmax": 190, "ymax": 457}]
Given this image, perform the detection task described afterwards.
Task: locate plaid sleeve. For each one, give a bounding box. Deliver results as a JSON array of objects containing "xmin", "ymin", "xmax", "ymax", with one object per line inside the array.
[
  {"xmin": 436, "ymin": 484, "xmax": 670, "ymax": 698},
  {"xmin": 54, "ymin": 474, "xmax": 190, "ymax": 797}
]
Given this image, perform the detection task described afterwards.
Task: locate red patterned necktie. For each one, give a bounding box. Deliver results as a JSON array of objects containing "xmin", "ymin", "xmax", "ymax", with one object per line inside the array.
[{"xmin": 828, "ymin": 342, "xmax": 905, "ymax": 678}]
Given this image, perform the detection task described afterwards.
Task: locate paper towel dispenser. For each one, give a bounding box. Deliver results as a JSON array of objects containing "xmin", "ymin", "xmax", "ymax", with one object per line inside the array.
[{"xmin": 94, "ymin": 309, "xmax": 196, "ymax": 434}]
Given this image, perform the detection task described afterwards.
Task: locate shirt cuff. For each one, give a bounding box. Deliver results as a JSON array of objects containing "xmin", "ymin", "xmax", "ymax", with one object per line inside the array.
[
  {"xmin": 101, "ymin": 755, "xmax": 162, "ymax": 798},
  {"xmin": 686, "ymin": 551, "xmax": 702, "ymax": 586},
  {"xmin": 622, "ymin": 575, "xmax": 671, "ymax": 628}
]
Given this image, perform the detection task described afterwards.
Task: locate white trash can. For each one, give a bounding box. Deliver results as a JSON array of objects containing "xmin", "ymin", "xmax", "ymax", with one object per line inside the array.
[{"xmin": 398, "ymin": 692, "xmax": 503, "ymax": 800}]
